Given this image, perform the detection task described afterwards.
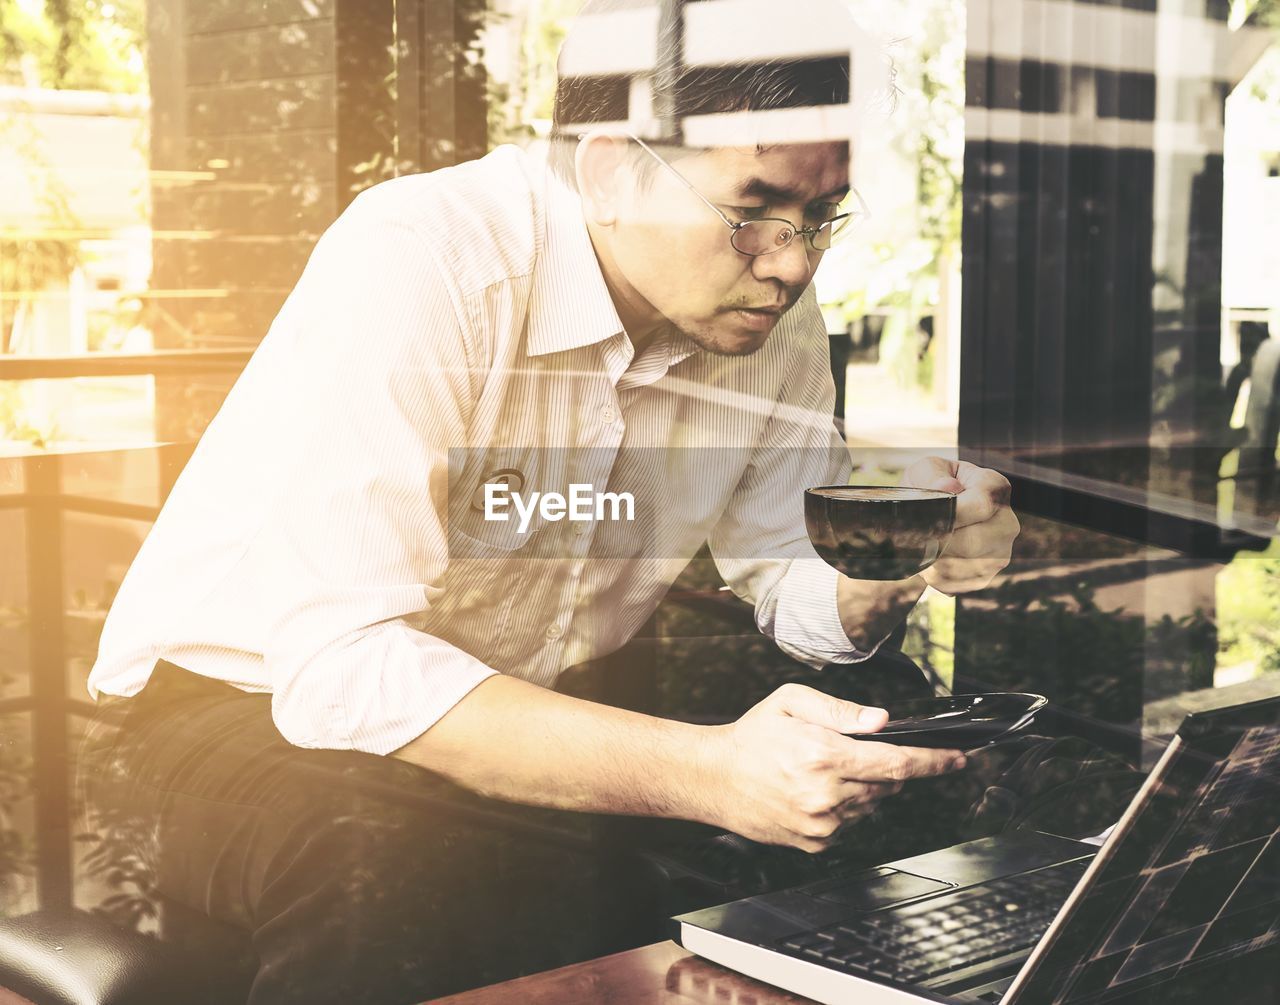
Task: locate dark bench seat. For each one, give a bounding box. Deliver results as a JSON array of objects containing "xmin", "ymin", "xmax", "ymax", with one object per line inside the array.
[{"xmin": 0, "ymin": 909, "xmax": 225, "ymax": 1005}]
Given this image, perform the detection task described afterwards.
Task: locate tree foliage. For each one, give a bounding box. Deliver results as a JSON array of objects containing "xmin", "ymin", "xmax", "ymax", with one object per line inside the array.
[
  {"xmin": 1218, "ymin": 542, "xmax": 1280, "ymax": 676},
  {"xmin": 0, "ymin": 0, "xmax": 144, "ymax": 92},
  {"xmin": 487, "ymin": 0, "xmax": 579, "ymax": 147},
  {"xmin": 1233, "ymin": 0, "xmax": 1280, "ymax": 29}
]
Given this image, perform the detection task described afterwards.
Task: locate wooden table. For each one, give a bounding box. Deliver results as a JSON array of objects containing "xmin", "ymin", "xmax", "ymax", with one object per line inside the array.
[{"xmin": 429, "ymin": 941, "xmax": 816, "ymax": 1004}]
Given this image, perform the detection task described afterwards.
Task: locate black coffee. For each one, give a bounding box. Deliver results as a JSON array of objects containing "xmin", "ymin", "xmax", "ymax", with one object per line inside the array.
[
  {"xmin": 808, "ymin": 486, "xmax": 953, "ymax": 502},
  {"xmin": 804, "ymin": 483, "xmax": 957, "ymax": 581}
]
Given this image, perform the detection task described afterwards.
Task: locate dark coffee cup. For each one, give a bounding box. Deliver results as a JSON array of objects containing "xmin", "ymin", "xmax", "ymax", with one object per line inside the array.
[{"xmin": 804, "ymin": 485, "xmax": 957, "ymax": 581}]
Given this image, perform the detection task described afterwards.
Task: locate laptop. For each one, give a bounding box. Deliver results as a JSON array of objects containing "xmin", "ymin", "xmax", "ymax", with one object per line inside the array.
[{"xmin": 671, "ymin": 696, "xmax": 1280, "ymax": 1004}]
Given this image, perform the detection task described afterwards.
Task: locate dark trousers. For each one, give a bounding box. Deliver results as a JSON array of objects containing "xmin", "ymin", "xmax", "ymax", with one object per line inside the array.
[{"xmin": 79, "ymin": 661, "xmax": 655, "ymax": 1005}]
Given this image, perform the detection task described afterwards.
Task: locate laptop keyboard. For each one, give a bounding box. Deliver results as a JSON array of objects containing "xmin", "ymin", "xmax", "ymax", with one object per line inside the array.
[{"xmin": 779, "ymin": 858, "xmax": 1090, "ymax": 986}]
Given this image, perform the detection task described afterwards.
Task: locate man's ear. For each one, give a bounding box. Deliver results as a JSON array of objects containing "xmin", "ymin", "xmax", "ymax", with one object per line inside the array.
[{"xmin": 575, "ymin": 133, "xmax": 630, "ymax": 227}]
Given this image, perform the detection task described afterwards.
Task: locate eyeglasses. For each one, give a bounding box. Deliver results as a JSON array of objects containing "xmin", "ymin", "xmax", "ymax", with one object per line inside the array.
[{"xmin": 628, "ymin": 135, "xmax": 869, "ymax": 258}]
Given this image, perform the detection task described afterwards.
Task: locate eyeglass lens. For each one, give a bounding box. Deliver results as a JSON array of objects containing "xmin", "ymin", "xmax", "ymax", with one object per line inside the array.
[{"xmin": 730, "ymin": 216, "xmax": 852, "ymax": 257}]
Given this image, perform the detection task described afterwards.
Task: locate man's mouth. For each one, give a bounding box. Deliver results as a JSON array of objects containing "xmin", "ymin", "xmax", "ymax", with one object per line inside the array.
[
  {"xmin": 729, "ymin": 305, "xmax": 784, "ymax": 332},
  {"xmin": 727, "ymin": 302, "xmax": 786, "ymax": 318}
]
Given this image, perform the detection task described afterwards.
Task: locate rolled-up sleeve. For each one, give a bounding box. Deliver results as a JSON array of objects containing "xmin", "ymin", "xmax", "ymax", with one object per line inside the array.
[
  {"xmin": 243, "ymin": 200, "xmax": 498, "ymax": 755},
  {"xmin": 709, "ymin": 291, "xmax": 886, "ymax": 670}
]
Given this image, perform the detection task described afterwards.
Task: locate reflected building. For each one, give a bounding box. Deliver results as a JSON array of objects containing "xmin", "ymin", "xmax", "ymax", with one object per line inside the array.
[
  {"xmin": 957, "ymin": 0, "xmax": 1276, "ymax": 733},
  {"xmin": 962, "ymin": 0, "xmax": 1273, "ymax": 511}
]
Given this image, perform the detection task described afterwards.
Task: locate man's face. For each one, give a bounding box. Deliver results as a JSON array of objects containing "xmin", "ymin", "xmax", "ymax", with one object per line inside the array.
[{"xmin": 609, "ymin": 141, "xmax": 851, "ymax": 356}]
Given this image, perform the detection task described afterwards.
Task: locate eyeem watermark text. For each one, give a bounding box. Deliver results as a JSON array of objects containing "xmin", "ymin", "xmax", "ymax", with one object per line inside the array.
[{"xmin": 484, "ymin": 482, "xmax": 635, "ymax": 533}]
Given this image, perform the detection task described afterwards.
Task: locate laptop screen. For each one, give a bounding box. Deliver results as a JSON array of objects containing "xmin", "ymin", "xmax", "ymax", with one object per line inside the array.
[{"xmin": 1010, "ymin": 697, "xmax": 1280, "ymax": 1004}]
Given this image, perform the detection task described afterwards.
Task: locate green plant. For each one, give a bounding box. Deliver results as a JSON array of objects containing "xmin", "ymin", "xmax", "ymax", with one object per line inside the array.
[
  {"xmin": 1, "ymin": 0, "xmax": 147, "ymax": 357},
  {"xmin": 0, "ymin": 111, "xmax": 83, "ymax": 355},
  {"xmin": 1232, "ymin": 0, "xmax": 1280, "ymax": 30},
  {"xmin": 1217, "ymin": 539, "xmax": 1280, "ymax": 675},
  {"xmin": 0, "ymin": 0, "xmax": 144, "ymax": 92},
  {"xmin": 903, "ymin": 588, "xmax": 955, "ymax": 690},
  {"xmin": 953, "ymin": 576, "xmax": 1218, "ymax": 720},
  {"xmin": 0, "ymin": 714, "xmax": 33, "ymax": 914},
  {"xmin": 76, "ymin": 804, "xmax": 159, "ymax": 932},
  {"xmin": 487, "ymin": 0, "xmax": 579, "ymax": 148}
]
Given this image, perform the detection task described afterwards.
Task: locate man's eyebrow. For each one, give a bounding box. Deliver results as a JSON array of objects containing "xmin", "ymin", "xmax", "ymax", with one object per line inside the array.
[{"xmin": 735, "ymin": 178, "xmax": 851, "ymax": 204}]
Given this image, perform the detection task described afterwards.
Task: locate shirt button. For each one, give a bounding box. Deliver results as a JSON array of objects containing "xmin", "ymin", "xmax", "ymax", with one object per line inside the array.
[
  {"xmin": 545, "ymin": 623, "xmax": 563, "ymax": 641},
  {"xmin": 600, "ymin": 404, "xmax": 616, "ymax": 424}
]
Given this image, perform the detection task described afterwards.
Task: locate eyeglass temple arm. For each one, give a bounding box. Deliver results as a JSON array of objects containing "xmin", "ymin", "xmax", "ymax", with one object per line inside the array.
[
  {"xmin": 628, "ymin": 134, "xmax": 741, "ymax": 231},
  {"xmin": 628, "ymin": 133, "xmax": 868, "ymax": 234}
]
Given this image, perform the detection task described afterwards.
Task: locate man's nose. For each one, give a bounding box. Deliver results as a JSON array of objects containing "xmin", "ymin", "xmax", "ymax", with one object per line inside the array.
[{"xmin": 750, "ymin": 233, "xmax": 816, "ymax": 289}]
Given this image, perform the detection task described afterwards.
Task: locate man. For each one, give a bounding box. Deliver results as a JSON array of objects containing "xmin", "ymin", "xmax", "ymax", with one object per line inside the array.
[{"xmin": 84, "ymin": 8, "xmax": 1018, "ymax": 1003}]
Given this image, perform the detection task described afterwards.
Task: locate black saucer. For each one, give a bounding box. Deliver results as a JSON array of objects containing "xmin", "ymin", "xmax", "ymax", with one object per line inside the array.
[{"xmin": 846, "ymin": 693, "xmax": 1048, "ymax": 750}]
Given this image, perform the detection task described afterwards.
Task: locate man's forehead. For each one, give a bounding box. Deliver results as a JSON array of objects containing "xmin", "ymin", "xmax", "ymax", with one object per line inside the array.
[{"xmin": 676, "ymin": 141, "xmax": 851, "ymax": 198}]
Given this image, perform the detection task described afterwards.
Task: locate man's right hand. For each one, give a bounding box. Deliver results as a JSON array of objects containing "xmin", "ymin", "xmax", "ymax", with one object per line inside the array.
[{"xmin": 702, "ymin": 683, "xmax": 967, "ymax": 852}]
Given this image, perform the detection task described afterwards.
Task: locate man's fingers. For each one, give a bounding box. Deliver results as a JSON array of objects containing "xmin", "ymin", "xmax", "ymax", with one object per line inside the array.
[
  {"xmin": 837, "ymin": 739, "xmax": 966, "ymax": 783},
  {"xmin": 945, "ymin": 508, "xmax": 1020, "ymax": 558},
  {"xmin": 925, "ymin": 560, "xmax": 1007, "ymax": 595},
  {"xmin": 926, "ymin": 506, "xmax": 1020, "ymax": 593},
  {"xmin": 954, "ymin": 461, "xmax": 1012, "ymax": 501},
  {"xmin": 955, "ymin": 491, "xmax": 998, "ymax": 529},
  {"xmin": 787, "ymin": 783, "xmax": 909, "ymax": 851},
  {"xmin": 900, "ymin": 459, "xmax": 1012, "ymax": 530},
  {"xmin": 790, "ymin": 783, "xmax": 911, "ymax": 851},
  {"xmin": 792, "ymin": 833, "xmax": 838, "ymax": 854},
  {"xmin": 903, "ymin": 456, "xmax": 963, "ymax": 495},
  {"xmin": 835, "ymin": 780, "xmax": 902, "ymax": 807},
  {"xmin": 771, "ymin": 682, "xmax": 887, "ymax": 735},
  {"xmin": 953, "ymin": 468, "xmax": 1013, "ymax": 529},
  {"xmin": 903, "ymin": 455, "xmax": 957, "ymax": 484}
]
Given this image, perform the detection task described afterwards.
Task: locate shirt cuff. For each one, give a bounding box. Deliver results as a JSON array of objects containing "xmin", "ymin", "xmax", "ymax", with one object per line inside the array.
[{"xmin": 772, "ymin": 558, "xmax": 887, "ymax": 669}]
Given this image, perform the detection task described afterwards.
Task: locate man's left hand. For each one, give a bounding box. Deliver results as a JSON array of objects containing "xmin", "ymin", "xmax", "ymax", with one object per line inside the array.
[{"xmin": 902, "ymin": 457, "xmax": 1019, "ymax": 595}]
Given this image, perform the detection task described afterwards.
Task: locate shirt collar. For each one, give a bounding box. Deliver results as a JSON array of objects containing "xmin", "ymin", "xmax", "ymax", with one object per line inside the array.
[
  {"xmin": 668, "ymin": 331, "xmax": 700, "ymax": 368},
  {"xmin": 526, "ymin": 171, "xmax": 627, "ymax": 358}
]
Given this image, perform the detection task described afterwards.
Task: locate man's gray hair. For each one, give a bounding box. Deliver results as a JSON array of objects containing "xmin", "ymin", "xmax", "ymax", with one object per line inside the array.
[{"xmin": 548, "ymin": 0, "xmax": 895, "ymax": 188}]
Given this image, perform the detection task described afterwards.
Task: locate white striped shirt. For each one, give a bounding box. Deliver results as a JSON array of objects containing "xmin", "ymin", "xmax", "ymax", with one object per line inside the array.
[{"xmin": 88, "ymin": 145, "xmax": 866, "ymax": 755}]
